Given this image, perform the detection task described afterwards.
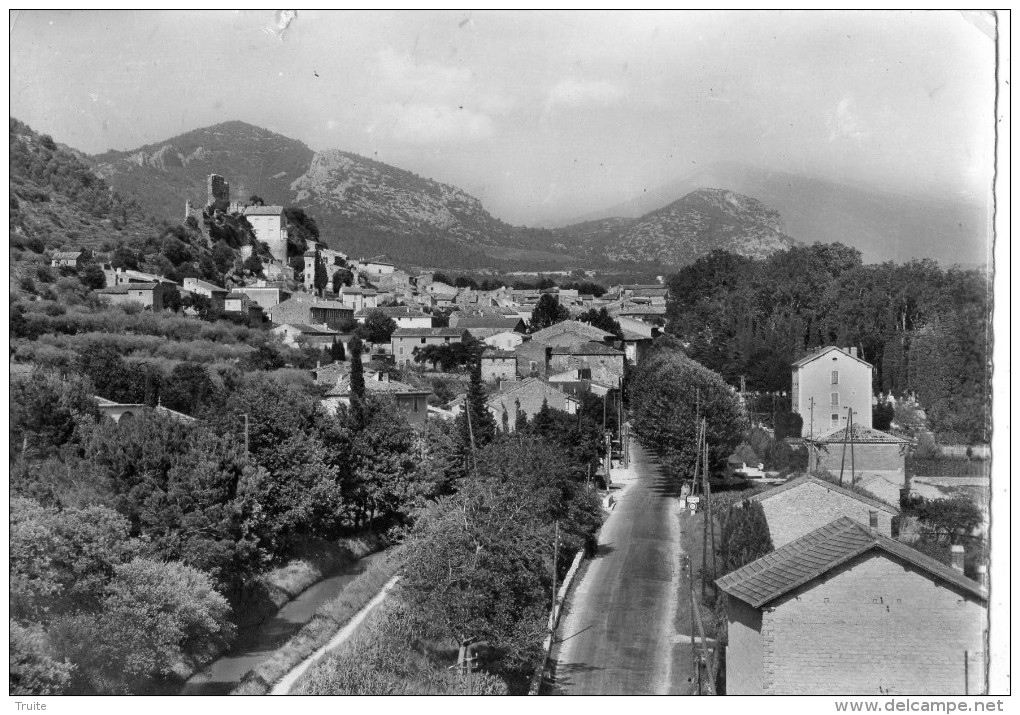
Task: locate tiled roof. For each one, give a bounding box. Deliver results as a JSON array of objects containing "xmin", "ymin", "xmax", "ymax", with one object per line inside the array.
[
  {"xmin": 550, "ymin": 341, "xmax": 624, "ymax": 356},
  {"xmin": 456, "ymin": 316, "xmax": 524, "ymax": 329},
  {"xmin": 716, "ymin": 516, "xmax": 986, "ymax": 608},
  {"xmin": 51, "ymin": 251, "xmax": 82, "ymax": 260},
  {"xmin": 745, "ymin": 476, "xmax": 897, "ymax": 513},
  {"xmin": 791, "ymin": 345, "xmax": 872, "ymax": 369},
  {"xmin": 326, "ymin": 373, "xmax": 430, "ymax": 397},
  {"xmin": 243, "ymin": 205, "xmax": 286, "ymax": 216},
  {"xmin": 353, "ymin": 306, "xmax": 428, "ymax": 318},
  {"xmin": 811, "ymin": 424, "xmax": 910, "ymax": 444},
  {"xmin": 530, "ymin": 320, "xmax": 613, "ymax": 343},
  {"xmin": 392, "ymin": 327, "xmax": 467, "ymax": 338},
  {"xmin": 278, "ymin": 323, "xmax": 337, "ymax": 335},
  {"xmin": 185, "ymin": 278, "xmax": 227, "ymax": 293},
  {"xmin": 618, "ymin": 305, "xmax": 666, "ymax": 315},
  {"xmin": 309, "ymin": 300, "xmax": 353, "ymax": 311},
  {"xmin": 225, "ymin": 292, "xmax": 248, "ymax": 300},
  {"xmin": 620, "ymin": 329, "xmax": 652, "ymax": 342},
  {"xmin": 482, "ymin": 348, "xmax": 517, "ymax": 359},
  {"xmin": 99, "ymin": 283, "xmax": 158, "ymax": 294}
]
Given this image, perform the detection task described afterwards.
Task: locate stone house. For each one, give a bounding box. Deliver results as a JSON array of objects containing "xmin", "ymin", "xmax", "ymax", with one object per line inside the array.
[
  {"xmin": 269, "ymin": 293, "xmax": 355, "ymax": 332},
  {"xmin": 391, "ymin": 327, "xmax": 469, "ymax": 367},
  {"xmin": 224, "ymin": 291, "xmax": 252, "ymax": 314},
  {"xmin": 481, "ymin": 349, "xmax": 518, "ymax": 383},
  {"xmin": 453, "ymin": 315, "xmax": 528, "ymax": 340},
  {"xmin": 272, "ymin": 323, "xmax": 338, "ymax": 349},
  {"xmin": 311, "ymin": 360, "xmax": 348, "ymax": 385},
  {"xmin": 792, "ymin": 346, "xmax": 874, "ymax": 438},
  {"xmin": 339, "ymin": 287, "xmax": 379, "ymax": 312},
  {"xmin": 321, "ymin": 371, "xmax": 430, "ymax": 427},
  {"xmin": 97, "ymin": 282, "xmax": 165, "ymax": 310},
  {"xmin": 450, "ymin": 377, "xmax": 579, "ymax": 432},
  {"xmin": 530, "ymin": 320, "xmax": 613, "ymax": 347},
  {"xmin": 717, "ymin": 517, "xmax": 987, "ymax": 695},
  {"xmin": 354, "ymin": 306, "xmax": 434, "ymax": 330},
  {"xmin": 242, "ymin": 205, "xmax": 289, "ymax": 263},
  {"xmin": 743, "ymin": 475, "xmax": 898, "ymax": 546},
  {"xmin": 549, "ymin": 342, "xmax": 625, "ymax": 388},
  {"xmin": 237, "ymin": 282, "xmax": 291, "ymax": 310},
  {"xmin": 50, "ymin": 251, "xmax": 86, "ymax": 268},
  {"xmin": 484, "ymin": 330, "xmax": 529, "ymax": 351},
  {"xmin": 807, "ymin": 424, "xmax": 911, "ymax": 484},
  {"xmin": 360, "ymin": 257, "xmax": 396, "ymax": 276},
  {"xmin": 182, "ymin": 277, "xmax": 228, "ymax": 311}
]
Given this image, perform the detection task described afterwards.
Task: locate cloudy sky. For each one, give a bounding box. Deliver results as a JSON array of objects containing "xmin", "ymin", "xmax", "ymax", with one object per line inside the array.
[{"xmin": 10, "ymin": 10, "xmax": 997, "ymax": 226}]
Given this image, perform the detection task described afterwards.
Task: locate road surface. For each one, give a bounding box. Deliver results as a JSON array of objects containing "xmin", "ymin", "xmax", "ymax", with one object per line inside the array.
[{"xmin": 548, "ymin": 441, "xmax": 696, "ymax": 695}]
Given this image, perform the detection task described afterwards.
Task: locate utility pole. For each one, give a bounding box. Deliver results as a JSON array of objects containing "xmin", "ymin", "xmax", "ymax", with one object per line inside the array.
[
  {"xmin": 849, "ymin": 409, "xmax": 856, "ymax": 486},
  {"xmin": 687, "ymin": 555, "xmax": 697, "ymax": 686},
  {"xmin": 551, "ymin": 521, "xmax": 559, "ymax": 618},
  {"xmin": 839, "ymin": 406, "xmax": 851, "ymax": 485},
  {"xmin": 809, "ymin": 397, "xmax": 814, "ymax": 440},
  {"xmin": 701, "ymin": 419, "xmax": 709, "ymax": 602}
]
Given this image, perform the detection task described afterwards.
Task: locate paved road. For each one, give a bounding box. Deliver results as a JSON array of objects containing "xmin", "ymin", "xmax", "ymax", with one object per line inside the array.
[{"xmin": 548, "ymin": 441, "xmax": 694, "ymax": 695}]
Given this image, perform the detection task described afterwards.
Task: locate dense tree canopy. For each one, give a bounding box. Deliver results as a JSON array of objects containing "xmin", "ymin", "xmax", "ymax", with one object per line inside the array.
[{"xmin": 665, "ymin": 244, "xmax": 990, "ymax": 442}]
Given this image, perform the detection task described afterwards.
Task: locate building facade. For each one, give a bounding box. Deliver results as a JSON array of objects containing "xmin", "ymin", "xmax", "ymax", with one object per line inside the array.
[{"xmin": 792, "ymin": 346, "xmax": 874, "ymax": 438}]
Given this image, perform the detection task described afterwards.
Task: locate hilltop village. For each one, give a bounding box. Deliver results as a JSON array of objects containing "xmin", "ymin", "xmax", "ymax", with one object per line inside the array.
[{"xmin": 11, "ymin": 167, "xmax": 991, "ymax": 697}]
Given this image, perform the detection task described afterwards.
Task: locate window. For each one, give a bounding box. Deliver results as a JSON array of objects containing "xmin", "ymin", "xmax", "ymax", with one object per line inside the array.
[
  {"xmin": 399, "ymin": 347, "xmax": 403, "ymax": 355},
  {"xmin": 831, "ymin": 413, "xmax": 839, "ymax": 423},
  {"xmin": 420, "ymin": 338, "xmax": 426, "ymax": 344},
  {"xmin": 830, "ymin": 392, "xmax": 839, "ymax": 406},
  {"xmin": 831, "ymin": 370, "xmax": 839, "ymax": 385}
]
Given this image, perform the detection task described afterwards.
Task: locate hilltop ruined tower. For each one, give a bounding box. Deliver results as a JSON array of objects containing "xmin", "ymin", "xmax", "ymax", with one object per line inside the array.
[{"xmin": 207, "ymin": 174, "xmax": 230, "ymax": 211}]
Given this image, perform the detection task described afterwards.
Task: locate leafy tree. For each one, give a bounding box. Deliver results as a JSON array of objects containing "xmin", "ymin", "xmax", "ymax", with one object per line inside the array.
[
  {"xmin": 330, "ymin": 340, "xmax": 346, "ymax": 361},
  {"xmin": 10, "ymin": 498, "xmax": 141, "ymax": 621},
  {"xmin": 10, "ymin": 371, "xmax": 100, "ymax": 457},
  {"xmin": 242, "ymin": 252, "xmax": 264, "ymax": 277},
  {"xmin": 629, "ymin": 337, "xmax": 749, "ymax": 479},
  {"xmin": 314, "ymin": 258, "xmax": 328, "ymax": 295},
  {"xmin": 249, "ymin": 195, "xmax": 264, "ymax": 206},
  {"xmin": 529, "ymin": 294, "xmax": 569, "ymax": 332},
  {"xmin": 49, "ymin": 558, "xmax": 234, "ymax": 694},
  {"xmin": 873, "ymin": 402, "xmax": 895, "ymax": 431},
  {"xmin": 161, "ymin": 236, "xmax": 192, "ymax": 266},
  {"xmin": 331, "ymin": 268, "xmax": 354, "ymax": 293},
  {"xmin": 456, "ymin": 359, "xmax": 496, "ymax": 463},
  {"xmin": 349, "ymin": 337, "xmax": 366, "ymax": 400},
  {"xmin": 110, "ymin": 246, "xmax": 139, "ymax": 271},
  {"xmin": 913, "ymin": 496, "xmax": 984, "ymax": 545},
  {"xmin": 577, "ymin": 307, "xmax": 623, "ymax": 340},
  {"xmin": 9, "ymin": 620, "xmax": 74, "ymax": 695},
  {"xmin": 240, "ymin": 343, "xmax": 286, "ymax": 372},
  {"xmin": 159, "ymin": 362, "xmax": 217, "ymax": 415},
  {"xmin": 80, "ymin": 263, "xmax": 106, "ymax": 290},
  {"xmin": 198, "ymin": 252, "xmax": 220, "ymax": 282},
  {"xmin": 719, "ymin": 501, "xmax": 774, "ymax": 575},
  {"xmin": 211, "ymin": 241, "xmax": 235, "ymax": 275},
  {"xmin": 356, "ymin": 309, "xmax": 398, "ymax": 345}
]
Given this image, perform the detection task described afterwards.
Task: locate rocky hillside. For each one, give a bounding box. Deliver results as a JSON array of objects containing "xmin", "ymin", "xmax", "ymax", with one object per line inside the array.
[
  {"xmin": 81, "ymin": 121, "xmax": 806, "ymax": 270},
  {"xmin": 86, "ymin": 122, "xmax": 556, "ymax": 270},
  {"xmin": 559, "ymin": 161, "xmax": 990, "ymax": 267},
  {"xmin": 554, "ymin": 189, "xmax": 796, "ymax": 265},
  {"xmin": 9, "ymin": 118, "xmax": 160, "ymax": 255}
]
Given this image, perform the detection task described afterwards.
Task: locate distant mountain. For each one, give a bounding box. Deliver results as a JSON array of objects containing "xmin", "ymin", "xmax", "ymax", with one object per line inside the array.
[
  {"xmin": 557, "ymin": 162, "xmax": 990, "ymax": 266},
  {"xmin": 87, "ymin": 121, "xmax": 583, "ymax": 271},
  {"xmin": 550, "ymin": 189, "xmax": 796, "ymax": 265}
]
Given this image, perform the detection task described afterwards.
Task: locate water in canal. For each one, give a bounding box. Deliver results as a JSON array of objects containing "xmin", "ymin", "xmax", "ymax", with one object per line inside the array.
[{"xmin": 181, "ymin": 550, "xmax": 390, "ymax": 695}]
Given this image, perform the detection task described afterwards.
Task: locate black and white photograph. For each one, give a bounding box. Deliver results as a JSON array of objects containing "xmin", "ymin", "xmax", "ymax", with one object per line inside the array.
[{"xmin": 8, "ymin": 9, "xmax": 1007, "ymax": 707}]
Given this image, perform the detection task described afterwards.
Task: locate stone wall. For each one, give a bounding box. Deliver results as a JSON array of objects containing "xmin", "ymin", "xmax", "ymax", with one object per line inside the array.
[{"xmin": 763, "ymin": 552, "xmax": 986, "ymax": 695}]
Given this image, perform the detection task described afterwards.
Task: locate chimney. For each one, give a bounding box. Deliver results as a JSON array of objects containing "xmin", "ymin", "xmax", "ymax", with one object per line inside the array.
[
  {"xmin": 850, "ymin": 347, "xmax": 858, "ymax": 358},
  {"xmin": 544, "ymin": 346, "xmax": 553, "ymax": 373},
  {"xmin": 976, "ymin": 564, "xmax": 988, "ymax": 587},
  {"xmin": 950, "ymin": 544, "xmax": 966, "ymax": 573}
]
